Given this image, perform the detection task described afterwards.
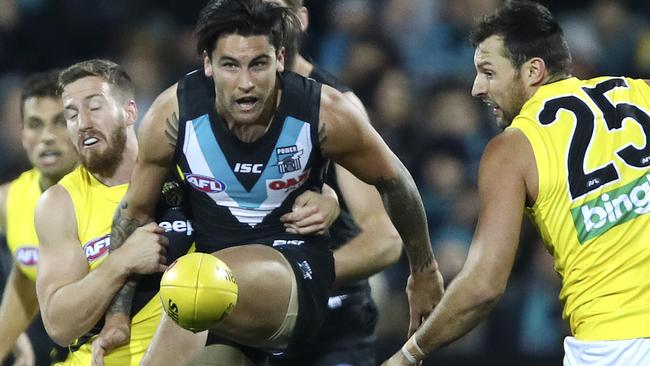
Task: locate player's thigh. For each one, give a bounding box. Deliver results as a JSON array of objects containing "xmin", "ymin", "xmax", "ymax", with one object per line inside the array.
[{"xmin": 211, "ymin": 245, "xmax": 295, "ymax": 339}]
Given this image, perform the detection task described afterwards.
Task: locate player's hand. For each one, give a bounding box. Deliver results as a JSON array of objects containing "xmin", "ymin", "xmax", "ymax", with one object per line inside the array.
[
  {"xmin": 11, "ymin": 333, "xmax": 35, "ymax": 366},
  {"xmin": 406, "ymin": 265, "xmax": 444, "ymax": 336},
  {"xmin": 281, "ymin": 189, "xmax": 340, "ymax": 235},
  {"xmin": 91, "ymin": 313, "xmax": 131, "ymax": 366},
  {"xmin": 381, "ymin": 351, "xmax": 421, "ymax": 366},
  {"xmin": 115, "ymin": 222, "xmax": 169, "ymax": 274}
]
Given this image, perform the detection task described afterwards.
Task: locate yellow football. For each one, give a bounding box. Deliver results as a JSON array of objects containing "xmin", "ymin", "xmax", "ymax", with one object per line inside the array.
[{"xmin": 160, "ymin": 252, "xmax": 238, "ymax": 332}]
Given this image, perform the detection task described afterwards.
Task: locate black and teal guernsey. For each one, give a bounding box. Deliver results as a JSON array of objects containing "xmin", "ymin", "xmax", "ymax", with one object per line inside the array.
[
  {"xmin": 269, "ymin": 66, "xmax": 379, "ymax": 364},
  {"xmin": 175, "ymin": 69, "xmax": 328, "ymax": 252}
]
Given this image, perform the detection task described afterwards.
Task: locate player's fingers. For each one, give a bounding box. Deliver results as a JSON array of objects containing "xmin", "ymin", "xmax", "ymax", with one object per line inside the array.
[
  {"xmin": 408, "ymin": 313, "xmax": 421, "ymax": 338},
  {"xmin": 158, "ymin": 234, "xmax": 170, "ymax": 247},
  {"xmin": 293, "ymin": 212, "xmax": 325, "ymax": 227},
  {"xmin": 91, "ymin": 343, "xmax": 105, "ymax": 366},
  {"xmin": 292, "ymin": 191, "xmax": 311, "ymax": 208},
  {"xmin": 293, "ymin": 223, "xmax": 325, "ymax": 235}
]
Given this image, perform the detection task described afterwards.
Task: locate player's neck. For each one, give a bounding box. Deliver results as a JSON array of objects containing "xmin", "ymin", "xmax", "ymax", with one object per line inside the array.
[{"xmin": 290, "ymin": 55, "xmax": 314, "ymax": 78}]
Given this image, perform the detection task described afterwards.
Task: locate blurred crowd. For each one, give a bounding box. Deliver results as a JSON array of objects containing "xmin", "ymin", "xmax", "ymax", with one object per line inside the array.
[{"xmin": 1, "ymin": 0, "xmax": 649, "ymax": 364}]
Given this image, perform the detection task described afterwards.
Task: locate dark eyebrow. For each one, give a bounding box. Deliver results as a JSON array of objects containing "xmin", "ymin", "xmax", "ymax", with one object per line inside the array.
[
  {"xmin": 477, "ymin": 61, "xmax": 493, "ymax": 69},
  {"xmin": 25, "ymin": 116, "xmax": 44, "ymax": 124},
  {"xmin": 251, "ymin": 55, "xmax": 271, "ymax": 62}
]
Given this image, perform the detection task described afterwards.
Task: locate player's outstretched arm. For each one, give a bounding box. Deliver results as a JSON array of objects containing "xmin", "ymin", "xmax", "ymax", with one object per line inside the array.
[
  {"xmin": 94, "ymin": 85, "xmax": 179, "ymax": 362},
  {"xmin": 382, "ymin": 129, "xmax": 530, "ymax": 365},
  {"xmin": 34, "ymin": 186, "xmax": 167, "ymax": 346},
  {"xmin": 331, "ymin": 164, "xmax": 402, "ymax": 286},
  {"xmin": 318, "ymin": 85, "xmax": 443, "ymax": 335}
]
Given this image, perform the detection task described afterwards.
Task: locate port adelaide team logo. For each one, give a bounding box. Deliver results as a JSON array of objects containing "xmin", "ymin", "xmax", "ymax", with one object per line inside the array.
[{"xmin": 275, "ymin": 145, "xmax": 303, "ymax": 173}]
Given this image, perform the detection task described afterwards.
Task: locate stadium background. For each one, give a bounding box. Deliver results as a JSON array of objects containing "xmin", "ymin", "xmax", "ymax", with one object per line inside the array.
[{"xmin": 1, "ymin": 0, "xmax": 649, "ymax": 364}]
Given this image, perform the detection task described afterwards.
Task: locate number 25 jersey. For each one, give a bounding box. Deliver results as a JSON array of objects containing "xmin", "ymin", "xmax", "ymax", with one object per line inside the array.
[{"xmin": 508, "ymin": 77, "xmax": 650, "ymax": 341}]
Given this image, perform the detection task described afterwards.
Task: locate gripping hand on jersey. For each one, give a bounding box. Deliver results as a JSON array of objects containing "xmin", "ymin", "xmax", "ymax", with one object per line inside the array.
[
  {"xmin": 91, "ymin": 223, "xmax": 169, "ymax": 366},
  {"xmin": 281, "ymin": 185, "xmax": 340, "ymax": 235}
]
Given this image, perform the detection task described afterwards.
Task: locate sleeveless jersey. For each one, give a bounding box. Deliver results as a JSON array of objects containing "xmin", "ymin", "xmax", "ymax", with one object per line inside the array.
[
  {"xmin": 507, "ymin": 76, "xmax": 650, "ymax": 340},
  {"xmin": 5, "ymin": 169, "xmax": 42, "ymax": 281},
  {"xmin": 175, "ymin": 70, "xmax": 327, "ymax": 250},
  {"xmin": 307, "ymin": 66, "xmax": 376, "ymax": 341},
  {"xmin": 56, "ymin": 166, "xmax": 193, "ymax": 365}
]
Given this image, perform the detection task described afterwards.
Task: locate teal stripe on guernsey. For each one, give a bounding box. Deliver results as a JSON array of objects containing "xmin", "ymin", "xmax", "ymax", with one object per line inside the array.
[{"xmin": 191, "ymin": 114, "xmax": 310, "ymax": 209}]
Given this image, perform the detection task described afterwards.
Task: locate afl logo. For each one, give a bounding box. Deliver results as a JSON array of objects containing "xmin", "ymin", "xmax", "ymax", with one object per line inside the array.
[
  {"xmin": 15, "ymin": 246, "xmax": 39, "ymax": 266},
  {"xmin": 186, "ymin": 174, "xmax": 226, "ymax": 193},
  {"xmin": 83, "ymin": 235, "xmax": 111, "ymax": 261}
]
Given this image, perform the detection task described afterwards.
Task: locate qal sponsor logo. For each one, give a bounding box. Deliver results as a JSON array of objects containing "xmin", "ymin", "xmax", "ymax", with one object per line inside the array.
[{"xmin": 572, "ymin": 173, "xmax": 650, "ymax": 243}]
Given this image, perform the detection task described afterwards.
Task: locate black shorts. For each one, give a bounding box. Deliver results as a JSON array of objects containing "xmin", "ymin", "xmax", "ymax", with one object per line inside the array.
[
  {"xmin": 201, "ymin": 234, "xmax": 335, "ymax": 354},
  {"xmin": 267, "ymin": 235, "xmax": 335, "ymax": 349},
  {"xmin": 269, "ymin": 287, "xmax": 378, "ymax": 366},
  {"xmin": 268, "ymin": 335, "xmax": 376, "ymax": 366}
]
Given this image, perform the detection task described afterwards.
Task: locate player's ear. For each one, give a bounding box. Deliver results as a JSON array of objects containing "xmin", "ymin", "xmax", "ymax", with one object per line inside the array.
[
  {"xmin": 203, "ymin": 51, "xmax": 213, "ymax": 78},
  {"xmin": 277, "ymin": 47, "xmax": 285, "ymax": 73},
  {"xmin": 298, "ymin": 6, "xmax": 309, "ymax": 32},
  {"xmin": 125, "ymin": 100, "xmax": 138, "ymax": 127},
  {"xmin": 523, "ymin": 57, "xmax": 546, "ymax": 87}
]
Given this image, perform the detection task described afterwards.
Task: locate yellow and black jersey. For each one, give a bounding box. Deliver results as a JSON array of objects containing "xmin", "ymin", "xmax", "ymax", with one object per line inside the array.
[
  {"xmin": 56, "ymin": 166, "xmax": 193, "ymax": 366},
  {"xmin": 6, "ymin": 168, "xmax": 42, "ymax": 281},
  {"xmin": 508, "ymin": 76, "xmax": 650, "ymax": 340}
]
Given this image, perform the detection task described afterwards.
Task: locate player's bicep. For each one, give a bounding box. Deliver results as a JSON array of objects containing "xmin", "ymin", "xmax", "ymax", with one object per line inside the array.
[
  {"xmin": 319, "ymin": 86, "xmax": 401, "ymax": 185},
  {"xmin": 35, "ymin": 185, "xmax": 87, "ymax": 306},
  {"xmin": 127, "ymin": 84, "xmax": 180, "ymax": 216},
  {"xmin": 464, "ymin": 132, "xmax": 528, "ymax": 290}
]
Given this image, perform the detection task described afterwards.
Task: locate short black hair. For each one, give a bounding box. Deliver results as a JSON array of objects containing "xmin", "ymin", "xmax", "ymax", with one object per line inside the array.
[
  {"xmin": 58, "ymin": 59, "xmax": 135, "ymax": 103},
  {"xmin": 469, "ymin": 0, "xmax": 572, "ymax": 76},
  {"xmin": 195, "ymin": 0, "xmax": 301, "ymax": 57},
  {"xmin": 20, "ymin": 70, "xmax": 60, "ymax": 119}
]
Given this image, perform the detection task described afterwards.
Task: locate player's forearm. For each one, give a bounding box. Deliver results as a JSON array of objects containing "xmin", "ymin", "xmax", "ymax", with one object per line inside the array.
[
  {"xmin": 333, "ymin": 225, "xmax": 402, "ymax": 285},
  {"xmin": 0, "ymin": 268, "xmax": 38, "ymax": 358},
  {"xmin": 375, "ymin": 165, "xmax": 436, "ymax": 274},
  {"xmin": 42, "ymin": 256, "xmax": 129, "ymax": 345},
  {"xmin": 413, "ymin": 269, "xmax": 503, "ymax": 357},
  {"xmin": 105, "ymin": 199, "xmax": 151, "ymax": 320}
]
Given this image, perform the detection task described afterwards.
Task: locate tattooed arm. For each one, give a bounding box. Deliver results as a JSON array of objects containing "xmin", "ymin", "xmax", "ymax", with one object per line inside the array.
[
  {"xmin": 92, "ymin": 84, "xmax": 180, "ymax": 363},
  {"xmin": 318, "ymin": 85, "xmax": 444, "ymax": 336}
]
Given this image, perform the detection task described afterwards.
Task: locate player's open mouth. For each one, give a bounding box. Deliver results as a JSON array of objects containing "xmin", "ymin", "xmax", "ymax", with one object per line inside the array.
[
  {"xmin": 485, "ymin": 101, "xmax": 501, "ymax": 116},
  {"xmin": 83, "ymin": 137, "xmax": 99, "ymax": 147},
  {"xmin": 236, "ymin": 96, "xmax": 258, "ymax": 112}
]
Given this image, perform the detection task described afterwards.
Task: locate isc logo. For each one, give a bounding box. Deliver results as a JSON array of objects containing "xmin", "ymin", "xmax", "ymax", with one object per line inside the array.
[
  {"xmin": 234, "ymin": 163, "xmax": 263, "ymax": 174},
  {"xmin": 15, "ymin": 246, "xmax": 38, "ymax": 266},
  {"xmin": 186, "ymin": 174, "xmax": 226, "ymax": 193},
  {"xmin": 82, "ymin": 235, "xmax": 110, "ymax": 261}
]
